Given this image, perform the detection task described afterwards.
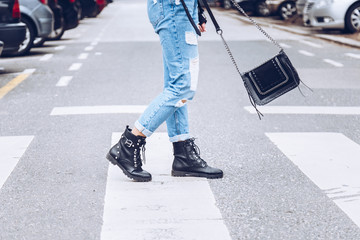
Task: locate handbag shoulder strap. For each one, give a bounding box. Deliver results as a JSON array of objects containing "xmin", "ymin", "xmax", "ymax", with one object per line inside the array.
[{"xmin": 199, "ymin": 0, "xmax": 283, "ymax": 51}]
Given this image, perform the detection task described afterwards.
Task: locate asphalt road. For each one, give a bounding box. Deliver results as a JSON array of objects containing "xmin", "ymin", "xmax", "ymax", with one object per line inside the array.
[{"xmin": 1, "ymin": 0, "xmax": 360, "ymax": 239}]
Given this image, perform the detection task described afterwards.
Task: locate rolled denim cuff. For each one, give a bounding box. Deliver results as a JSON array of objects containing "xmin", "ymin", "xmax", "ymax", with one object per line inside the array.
[
  {"xmin": 169, "ymin": 133, "xmax": 191, "ymax": 143},
  {"xmin": 134, "ymin": 121, "xmax": 153, "ymax": 138}
]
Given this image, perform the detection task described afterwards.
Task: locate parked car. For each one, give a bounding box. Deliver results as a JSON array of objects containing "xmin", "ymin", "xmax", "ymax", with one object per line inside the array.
[
  {"xmin": 78, "ymin": 0, "xmax": 99, "ymax": 18},
  {"xmin": 224, "ymin": 0, "xmax": 270, "ymax": 16},
  {"xmin": 0, "ymin": 41, "xmax": 3, "ymax": 56},
  {"xmin": 16, "ymin": 0, "xmax": 54, "ymax": 55},
  {"xmin": 296, "ymin": 0, "xmax": 306, "ymax": 15},
  {"xmin": 34, "ymin": 0, "xmax": 64, "ymax": 45},
  {"xmin": 303, "ymin": 0, "xmax": 360, "ymax": 33},
  {"xmin": 58, "ymin": 0, "xmax": 79, "ymax": 31},
  {"xmin": 266, "ymin": 0, "xmax": 298, "ymax": 19},
  {"xmin": 0, "ymin": 0, "xmax": 26, "ymax": 55}
]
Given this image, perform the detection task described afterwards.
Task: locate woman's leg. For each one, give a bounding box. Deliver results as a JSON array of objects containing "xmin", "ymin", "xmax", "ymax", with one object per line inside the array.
[{"xmin": 134, "ymin": 0, "xmax": 199, "ymax": 138}]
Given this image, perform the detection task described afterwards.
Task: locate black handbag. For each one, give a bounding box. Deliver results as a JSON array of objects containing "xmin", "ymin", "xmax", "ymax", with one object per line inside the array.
[{"xmin": 196, "ymin": 0, "xmax": 311, "ymax": 119}]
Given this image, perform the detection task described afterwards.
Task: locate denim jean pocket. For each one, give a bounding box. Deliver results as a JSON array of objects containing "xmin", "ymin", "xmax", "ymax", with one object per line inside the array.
[{"xmin": 148, "ymin": 0, "xmax": 164, "ymax": 28}]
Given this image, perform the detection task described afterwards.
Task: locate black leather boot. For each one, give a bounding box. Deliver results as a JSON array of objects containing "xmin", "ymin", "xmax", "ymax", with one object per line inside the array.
[
  {"xmin": 172, "ymin": 138, "xmax": 223, "ymax": 179},
  {"xmin": 106, "ymin": 126, "xmax": 151, "ymax": 182}
]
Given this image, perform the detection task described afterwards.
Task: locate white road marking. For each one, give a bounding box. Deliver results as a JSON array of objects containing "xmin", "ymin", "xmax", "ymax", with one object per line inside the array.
[
  {"xmin": 266, "ymin": 132, "xmax": 360, "ymax": 228},
  {"xmin": 68, "ymin": 63, "xmax": 82, "ymax": 71},
  {"xmin": 101, "ymin": 132, "xmax": 231, "ymax": 240},
  {"xmin": 85, "ymin": 46, "xmax": 94, "ymax": 51},
  {"xmin": 54, "ymin": 45, "xmax": 66, "ymax": 51},
  {"xmin": 78, "ymin": 53, "xmax": 89, "ymax": 60},
  {"xmin": 56, "ymin": 76, "xmax": 73, "ymax": 87},
  {"xmin": 323, "ymin": 59, "xmax": 344, "ymax": 67},
  {"xmin": 95, "ymin": 52, "xmax": 102, "ymax": 56},
  {"xmin": 23, "ymin": 68, "xmax": 36, "ymax": 74},
  {"xmin": 279, "ymin": 43, "xmax": 291, "ymax": 49},
  {"xmin": 39, "ymin": 54, "xmax": 53, "ymax": 61},
  {"xmin": 244, "ymin": 106, "xmax": 360, "ymax": 115},
  {"xmin": 0, "ymin": 136, "xmax": 34, "ymax": 189},
  {"xmin": 91, "ymin": 41, "xmax": 98, "ymax": 46},
  {"xmin": 299, "ymin": 39, "xmax": 323, "ymax": 48},
  {"xmin": 298, "ymin": 50, "xmax": 314, "ymax": 57},
  {"xmin": 50, "ymin": 105, "xmax": 148, "ymax": 115},
  {"xmin": 345, "ymin": 53, "xmax": 360, "ymax": 59}
]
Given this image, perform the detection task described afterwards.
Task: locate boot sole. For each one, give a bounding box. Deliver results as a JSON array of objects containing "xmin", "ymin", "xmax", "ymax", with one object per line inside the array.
[
  {"xmin": 106, "ymin": 153, "xmax": 151, "ymax": 182},
  {"xmin": 171, "ymin": 170, "xmax": 223, "ymax": 179}
]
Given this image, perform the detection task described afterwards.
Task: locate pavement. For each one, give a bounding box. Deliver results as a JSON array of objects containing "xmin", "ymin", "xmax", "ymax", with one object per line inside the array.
[{"xmin": 223, "ymin": 8, "xmax": 360, "ymax": 49}]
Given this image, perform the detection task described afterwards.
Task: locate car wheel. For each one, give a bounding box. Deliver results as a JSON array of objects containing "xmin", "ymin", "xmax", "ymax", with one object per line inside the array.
[
  {"xmin": 279, "ymin": 2, "xmax": 297, "ymax": 20},
  {"xmin": 255, "ymin": 1, "xmax": 270, "ymax": 17},
  {"xmin": 223, "ymin": 0, "xmax": 232, "ymax": 10},
  {"xmin": 47, "ymin": 18, "xmax": 65, "ymax": 41},
  {"xmin": 345, "ymin": 2, "xmax": 360, "ymax": 33},
  {"xmin": 16, "ymin": 16, "xmax": 35, "ymax": 56},
  {"xmin": 33, "ymin": 37, "xmax": 46, "ymax": 47}
]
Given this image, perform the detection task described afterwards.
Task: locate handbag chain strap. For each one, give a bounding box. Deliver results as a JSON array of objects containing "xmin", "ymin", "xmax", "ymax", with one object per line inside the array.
[
  {"xmin": 199, "ymin": 0, "xmax": 265, "ymax": 118},
  {"xmin": 229, "ymin": 0, "xmax": 283, "ymax": 50}
]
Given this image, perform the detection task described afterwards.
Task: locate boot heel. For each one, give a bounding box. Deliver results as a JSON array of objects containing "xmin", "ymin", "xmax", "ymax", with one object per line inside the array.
[{"xmin": 106, "ymin": 153, "xmax": 117, "ymax": 165}]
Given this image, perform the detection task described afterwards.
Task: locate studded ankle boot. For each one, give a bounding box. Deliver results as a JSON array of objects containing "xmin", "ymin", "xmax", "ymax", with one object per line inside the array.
[
  {"xmin": 172, "ymin": 138, "xmax": 223, "ymax": 179},
  {"xmin": 106, "ymin": 126, "xmax": 151, "ymax": 182}
]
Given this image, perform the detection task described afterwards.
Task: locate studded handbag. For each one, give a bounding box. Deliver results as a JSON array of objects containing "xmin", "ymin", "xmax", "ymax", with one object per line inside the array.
[{"xmin": 199, "ymin": 0, "xmax": 311, "ymax": 119}]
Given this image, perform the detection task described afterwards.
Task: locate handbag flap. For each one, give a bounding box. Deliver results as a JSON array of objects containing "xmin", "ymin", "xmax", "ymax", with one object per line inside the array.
[{"xmin": 248, "ymin": 56, "xmax": 289, "ymax": 95}]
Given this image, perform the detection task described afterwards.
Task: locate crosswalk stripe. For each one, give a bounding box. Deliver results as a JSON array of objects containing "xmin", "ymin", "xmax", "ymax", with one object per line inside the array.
[
  {"xmin": 50, "ymin": 105, "xmax": 147, "ymax": 115},
  {"xmin": 101, "ymin": 132, "xmax": 231, "ymax": 240},
  {"xmin": 0, "ymin": 136, "xmax": 34, "ymax": 189},
  {"xmin": 244, "ymin": 106, "xmax": 360, "ymax": 115},
  {"xmin": 266, "ymin": 132, "xmax": 360, "ymax": 228}
]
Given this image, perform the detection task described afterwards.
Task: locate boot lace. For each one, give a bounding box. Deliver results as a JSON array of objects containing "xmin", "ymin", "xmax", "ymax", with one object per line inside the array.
[
  {"xmin": 134, "ymin": 138, "xmax": 146, "ymax": 168},
  {"xmin": 186, "ymin": 138, "xmax": 207, "ymax": 167}
]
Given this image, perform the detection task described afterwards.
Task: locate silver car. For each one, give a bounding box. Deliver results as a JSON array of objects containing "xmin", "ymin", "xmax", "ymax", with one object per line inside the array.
[
  {"xmin": 18, "ymin": 0, "xmax": 54, "ymax": 55},
  {"xmin": 296, "ymin": 0, "xmax": 306, "ymax": 15},
  {"xmin": 303, "ymin": 0, "xmax": 360, "ymax": 33}
]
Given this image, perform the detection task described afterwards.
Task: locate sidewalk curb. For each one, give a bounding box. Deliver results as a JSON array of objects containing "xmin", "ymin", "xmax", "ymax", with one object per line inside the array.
[{"xmin": 227, "ymin": 11, "xmax": 360, "ymax": 49}]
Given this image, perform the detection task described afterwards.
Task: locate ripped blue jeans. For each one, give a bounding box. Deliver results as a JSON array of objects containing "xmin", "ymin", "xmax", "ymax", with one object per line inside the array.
[{"xmin": 135, "ymin": 0, "xmax": 199, "ymax": 142}]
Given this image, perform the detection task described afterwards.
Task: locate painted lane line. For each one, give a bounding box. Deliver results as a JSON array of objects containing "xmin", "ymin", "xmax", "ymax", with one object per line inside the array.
[
  {"xmin": 0, "ymin": 69, "xmax": 36, "ymax": 99},
  {"xmin": 323, "ymin": 59, "xmax": 344, "ymax": 67},
  {"xmin": 85, "ymin": 46, "xmax": 94, "ymax": 51},
  {"xmin": 101, "ymin": 132, "xmax": 231, "ymax": 240},
  {"xmin": 56, "ymin": 76, "xmax": 73, "ymax": 87},
  {"xmin": 345, "ymin": 53, "xmax": 360, "ymax": 59},
  {"xmin": 54, "ymin": 45, "xmax": 66, "ymax": 51},
  {"xmin": 244, "ymin": 106, "xmax": 360, "ymax": 115},
  {"xmin": 266, "ymin": 132, "xmax": 360, "ymax": 228},
  {"xmin": 68, "ymin": 63, "xmax": 82, "ymax": 71},
  {"xmin": 299, "ymin": 39, "xmax": 323, "ymax": 48},
  {"xmin": 279, "ymin": 43, "xmax": 291, "ymax": 49},
  {"xmin": 0, "ymin": 136, "xmax": 34, "ymax": 189},
  {"xmin": 91, "ymin": 41, "xmax": 98, "ymax": 46},
  {"xmin": 78, "ymin": 53, "xmax": 89, "ymax": 60},
  {"xmin": 39, "ymin": 54, "xmax": 53, "ymax": 61},
  {"xmin": 298, "ymin": 50, "xmax": 315, "ymax": 57},
  {"xmin": 95, "ymin": 52, "xmax": 102, "ymax": 56},
  {"xmin": 50, "ymin": 105, "xmax": 148, "ymax": 115}
]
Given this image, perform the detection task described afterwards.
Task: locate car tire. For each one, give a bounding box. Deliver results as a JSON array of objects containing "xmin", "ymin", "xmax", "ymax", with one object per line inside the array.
[
  {"xmin": 279, "ymin": 1, "xmax": 297, "ymax": 20},
  {"xmin": 255, "ymin": 1, "xmax": 270, "ymax": 17},
  {"xmin": 47, "ymin": 17, "xmax": 65, "ymax": 41},
  {"xmin": 345, "ymin": 2, "xmax": 360, "ymax": 33},
  {"xmin": 15, "ymin": 16, "xmax": 36, "ymax": 56},
  {"xmin": 33, "ymin": 37, "xmax": 46, "ymax": 47}
]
